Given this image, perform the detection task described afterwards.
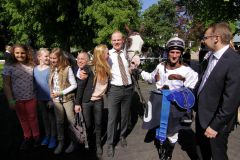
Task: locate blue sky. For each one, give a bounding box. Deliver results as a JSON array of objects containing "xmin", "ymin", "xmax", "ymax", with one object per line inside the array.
[{"xmin": 141, "ymin": 0, "xmax": 159, "ymax": 11}]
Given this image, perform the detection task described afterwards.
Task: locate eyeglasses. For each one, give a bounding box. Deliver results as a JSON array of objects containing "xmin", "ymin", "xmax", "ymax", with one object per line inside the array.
[{"xmin": 202, "ymin": 35, "xmax": 217, "ymax": 41}]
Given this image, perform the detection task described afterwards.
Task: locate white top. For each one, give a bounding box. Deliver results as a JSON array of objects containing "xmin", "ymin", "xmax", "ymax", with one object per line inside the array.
[
  {"xmin": 52, "ymin": 67, "xmax": 77, "ymax": 101},
  {"xmin": 141, "ymin": 63, "xmax": 198, "ymax": 90},
  {"xmin": 108, "ymin": 48, "xmax": 132, "ymax": 86}
]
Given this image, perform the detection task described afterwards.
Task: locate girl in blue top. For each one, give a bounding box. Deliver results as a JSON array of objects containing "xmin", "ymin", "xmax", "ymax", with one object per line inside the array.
[{"xmin": 34, "ymin": 48, "xmax": 57, "ymax": 149}]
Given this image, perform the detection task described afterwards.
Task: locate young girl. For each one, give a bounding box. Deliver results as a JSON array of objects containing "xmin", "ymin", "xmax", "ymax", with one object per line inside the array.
[
  {"xmin": 34, "ymin": 48, "xmax": 57, "ymax": 149},
  {"xmin": 49, "ymin": 48, "xmax": 77, "ymax": 154},
  {"xmin": 3, "ymin": 44, "xmax": 40, "ymax": 150},
  {"xmin": 75, "ymin": 44, "xmax": 111, "ymax": 157}
]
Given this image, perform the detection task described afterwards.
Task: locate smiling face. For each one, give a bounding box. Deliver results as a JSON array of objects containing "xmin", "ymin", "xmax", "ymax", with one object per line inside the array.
[
  {"xmin": 168, "ymin": 49, "xmax": 182, "ymax": 65},
  {"xmin": 77, "ymin": 52, "xmax": 89, "ymax": 69},
  {"xmin": 39, "ymin": 51, "xmax": 50, "ymax": 65},
  {"xmin": 111, "ymin": 32, "xmax": 124, "ymax": 52},
  {"xmin": 14, "ymin": 47, "xmax": 27, "ymax": 63},
  {"xmin": 49, "ymin": 53, "xmax": 58, "ymax": 67}
]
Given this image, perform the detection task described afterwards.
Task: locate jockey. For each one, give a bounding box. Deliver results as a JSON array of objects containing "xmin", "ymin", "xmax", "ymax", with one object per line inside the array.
[
  {"xmin": 141, "ymin": 37, "xmax": 198, "ymax": 90},
  {"xmin": 140, "ymin": 37, "xmax": 198, "ymax": 160}
]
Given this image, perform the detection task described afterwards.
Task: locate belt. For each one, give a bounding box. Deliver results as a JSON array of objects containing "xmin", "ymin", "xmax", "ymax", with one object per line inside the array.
[{"xmin": 111, "ymin": 84, "xmax": 133, "ymax": 88}]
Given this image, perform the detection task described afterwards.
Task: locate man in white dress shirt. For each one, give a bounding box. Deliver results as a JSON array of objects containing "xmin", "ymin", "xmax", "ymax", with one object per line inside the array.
[{"xmin": 106, "ymin": 31, "xmax": 134, "ymax": 157}]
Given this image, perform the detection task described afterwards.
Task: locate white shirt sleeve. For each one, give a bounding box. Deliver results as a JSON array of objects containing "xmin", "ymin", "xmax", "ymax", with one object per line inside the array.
[
  {"xmin": 183, "ymin": 67, "xmax": 198, "ymax": 89},
  {"xmin": 76, "ymin": 68, "xmax": 81, "ymax": 79},
  {"xmin": 141, "ymin": 65, "xmax": 159, "ymax": 84},
  {"xmin": 62, "ymin": 67, "xmax": 77, "ymax": 95}
]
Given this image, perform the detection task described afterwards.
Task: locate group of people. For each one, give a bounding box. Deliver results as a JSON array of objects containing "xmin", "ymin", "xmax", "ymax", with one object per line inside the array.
[
  {"xmin": 1, "ymin": 30, "xmax": 134, "ymax": 158},
  {"xmin": 2, "ymin": 21, "xmax": 240, "ymax": 160},
  {"xmin": 141, "ymin": 22, "xmax": 240, "ymax": 160}
]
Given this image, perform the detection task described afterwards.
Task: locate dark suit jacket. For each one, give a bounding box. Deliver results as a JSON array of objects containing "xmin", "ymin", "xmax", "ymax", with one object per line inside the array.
[
  {"xmin": 75, "ymin": 65, "xmax": 94, "ymax": 105},
  {"xmin": 196, "ymin": 48, "xmax": 240, "ymax": 132}
]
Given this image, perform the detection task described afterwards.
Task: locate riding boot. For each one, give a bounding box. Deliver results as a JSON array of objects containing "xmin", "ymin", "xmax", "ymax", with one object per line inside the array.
[
  {"xmin": 164, "ymin": 141, "xmax": 175, "ymax": 160},
  {"xmin": 158, "ymin": 140, "xmax": 175, "ymax": 160}
]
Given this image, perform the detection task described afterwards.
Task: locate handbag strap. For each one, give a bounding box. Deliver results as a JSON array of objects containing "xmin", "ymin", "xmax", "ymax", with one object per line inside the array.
[
  {"xmin": 75, "ymin": 112, "xmax": 80, "ymax": 125},
  {"xmin": 79, "ymin": 111, "xmax": 84, "ymax": 122}
]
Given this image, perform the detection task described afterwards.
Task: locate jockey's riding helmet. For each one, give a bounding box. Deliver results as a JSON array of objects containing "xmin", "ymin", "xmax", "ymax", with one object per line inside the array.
[{"xmin": 166, "ymin": 37, "xmax": 185, "ymax": 53}]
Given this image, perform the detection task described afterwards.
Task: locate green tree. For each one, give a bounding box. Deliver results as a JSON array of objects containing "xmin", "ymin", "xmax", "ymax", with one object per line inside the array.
[
  {"xmin": 84, "ymin": 0, "xmax": 141, "ymax": 45},
  {"xmin": 185, "ymin": 0, "xmax": 240, "ymax": 23},
  {"xmin": 0, "ymin": 0, "xmax": 141, "ymax": 51},
  {"xmin": 141, "ymin": 0, "xmax": 177, "ymax": 48},
  {"xmin": 182, "ymin": 0, "xmax": 240, "ymax": 47}
]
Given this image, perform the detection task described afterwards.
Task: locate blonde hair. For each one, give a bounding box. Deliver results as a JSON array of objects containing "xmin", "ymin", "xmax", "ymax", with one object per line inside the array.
[
  {"xmin": 92, "ymin": 44, "xmax": 111, "ymax": 84},
  {"xmin": 36, "ymin": 48, "xmax": 50, "ymax": 65},
  {"xmin": 50, "ymin": 48, "xmax": 69, "ymax": 72}
]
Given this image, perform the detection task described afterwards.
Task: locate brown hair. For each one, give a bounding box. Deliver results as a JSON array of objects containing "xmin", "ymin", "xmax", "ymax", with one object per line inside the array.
[
  {"xmin": 11, "ymin": 44, "xmax": 35, "ymax": 66},
  {"xmin": 50, "ymin": 48, "xmax": 69, "ymax": 72},
  {"xmin": 209, "ymin": 22, "xmax": 232, "ymax": 45}
]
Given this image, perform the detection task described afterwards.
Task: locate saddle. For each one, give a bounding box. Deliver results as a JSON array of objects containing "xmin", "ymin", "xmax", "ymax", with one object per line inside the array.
[
  {"xmin": 165, "ymin": 87, "xmax": 195, "ymax": 112},
  {"xmin": 155, "ymin": 87, "xmax": 195, "ymax": 143}
]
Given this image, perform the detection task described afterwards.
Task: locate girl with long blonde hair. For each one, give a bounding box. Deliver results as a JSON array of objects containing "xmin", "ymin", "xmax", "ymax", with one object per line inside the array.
[
  {"xmin": 92, "ymin": 44, "xmax": 111, "ymax": 84},
  {"xmin": 74, "ymin": 44, "xmax": 111, "ymax": 157}
]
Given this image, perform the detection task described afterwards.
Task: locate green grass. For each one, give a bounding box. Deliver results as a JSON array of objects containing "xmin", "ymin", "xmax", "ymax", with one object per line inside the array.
[{"xmin": 0, "ymin": 64, "xmax": 3, "ymax": 92}]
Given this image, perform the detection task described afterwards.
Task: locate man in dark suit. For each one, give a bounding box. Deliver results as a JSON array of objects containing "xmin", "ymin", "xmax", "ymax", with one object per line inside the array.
[{"xmin": 195, "ymin": 22, "xmax": 240, "ymax": 160}]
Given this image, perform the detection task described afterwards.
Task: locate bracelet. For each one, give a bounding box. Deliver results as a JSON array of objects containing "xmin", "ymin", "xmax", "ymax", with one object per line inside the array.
[{"xmin": 8, "ymin": 99, "xmax": 16, "ymax": 105}]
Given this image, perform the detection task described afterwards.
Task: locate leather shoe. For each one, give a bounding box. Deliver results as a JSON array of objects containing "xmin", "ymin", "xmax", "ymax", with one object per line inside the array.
[
  {"xmin": 107, "ymin": 145, "xmax": 114, "ymax": 157},
  {"xmin": 120, "ymin": 137, "xmax": 127, "ymax": 148}
]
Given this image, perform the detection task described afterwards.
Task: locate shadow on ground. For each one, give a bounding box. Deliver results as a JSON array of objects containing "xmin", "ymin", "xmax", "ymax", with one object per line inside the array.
[{"xmin": 0, "ymin": 88, "xmax": 145, "ymax": 160}]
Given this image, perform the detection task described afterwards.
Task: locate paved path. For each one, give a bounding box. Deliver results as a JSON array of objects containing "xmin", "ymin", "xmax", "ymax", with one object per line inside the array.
[
  {"xmin": 103, "ymin": 81, "xmax": 240, "ymax": 160},
  {"xmin": 0, "ymin": 79, "xmax": 239, "ymax": 160}
]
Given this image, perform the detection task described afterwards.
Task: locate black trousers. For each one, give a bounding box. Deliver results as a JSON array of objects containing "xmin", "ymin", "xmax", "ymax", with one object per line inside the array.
[
  {"xmin": 196, "ymin": 117, "xmax": 229, "ymax": 160},
  {"xmin": 106, "ymin": 84, "xmax": 133, "ymax": 146},
  {"xmin": 82, "ymin": 99, "xmax": 103, "ymax": 145}
]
